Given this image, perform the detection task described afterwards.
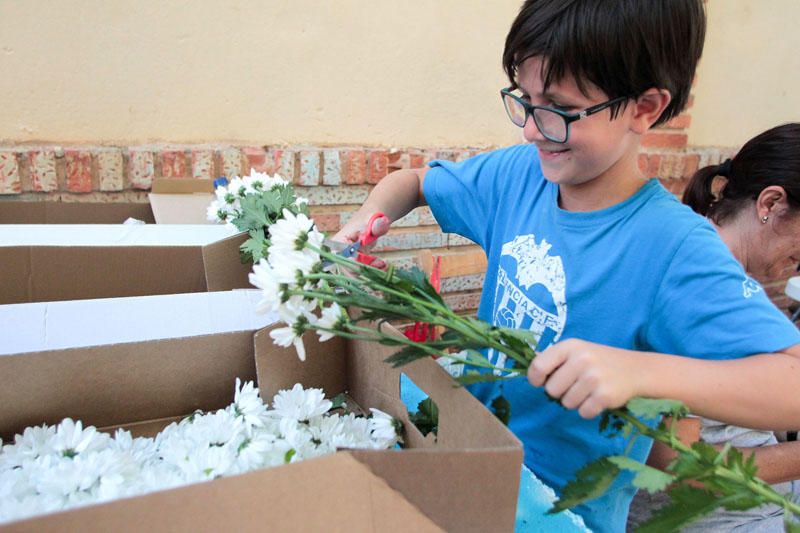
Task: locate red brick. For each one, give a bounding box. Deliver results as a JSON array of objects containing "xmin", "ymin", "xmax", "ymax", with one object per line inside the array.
[
  {"xmin": 644, "ymin": 154, "xmax": 661, "ymax": 177},
  {"xmin": 28, "ymin": 150, "xmax": 58, "ymax": 192},
  {"xmin": 191, "ymin": 150, "xmax": 215, "ymax": 180},
  {"xmin": 409, "ymin": 152, "xmax": 426, "ymax": 169},
  {"xmin": 663, "ymin": 114, "xmax": 692, "ymax": 130},
  {"xmin": 341, "ymin": 150, "xmax": 367, "ymax": 185},
  {"xmin": 65, "ymin": 151, "xmax": 93, "ymax": 193},
  {"xmin": 129, "ymin": 150, "xmax": 155, "ymax": 190},
  {"xmin": 161, "ymin": 150, "xmax": 186, "ymax": 178},
  {"xmin": 270, "ymin": 149, "xmax": 296, "ymax": 182},
  {"xmin": 681, "ymin": 154, "xmax": 700, "ymax": 178},
  {"xmin": 642, "ymin": 131, "xmax": 688, "ymax": 149},
  {"xmin": 367, "ymin": 150, "xmax": 389, "ymax": 184},
  {"xmin": 243, "ymin": 146, "xmax": 271, "ymax": 173},
  {"xmin": 387, "ymin": 151, "xmax": 409, "ymax": 171},
  {"xmin": 311, "ymin": 213, "xmax": 341, "ymax": 232},
  {"xmin": 0, "ymin": 151, "xmax": 21, "ymax": 194}
]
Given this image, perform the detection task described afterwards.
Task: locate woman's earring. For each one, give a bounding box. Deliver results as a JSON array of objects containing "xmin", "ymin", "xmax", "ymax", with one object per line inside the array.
[{"xmin": 761, "ymin": 215, "xmax": 769, "ymax": 224}]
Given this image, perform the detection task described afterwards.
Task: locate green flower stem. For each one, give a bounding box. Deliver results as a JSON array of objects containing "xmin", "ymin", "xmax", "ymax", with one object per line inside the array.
[
  {"xmin": 615, "ymin": 408, "xmax": 800, "ymax": 517},
  {"xmin": 303, "ymin": 255, "xmax": 529, "ymax": 367}
]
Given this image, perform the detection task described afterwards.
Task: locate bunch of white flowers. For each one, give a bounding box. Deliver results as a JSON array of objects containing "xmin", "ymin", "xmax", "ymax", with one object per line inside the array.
[
  {"xmin": 0, "ymin": 380, "xmax": 400, "ymax": 524},
  {"xmin": 207, "ymin": 169, "xmax": 305, "ymax": 225}
]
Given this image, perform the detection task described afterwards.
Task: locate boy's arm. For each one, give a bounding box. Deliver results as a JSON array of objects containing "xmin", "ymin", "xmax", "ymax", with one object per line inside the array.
[
  {"xmin": 648, "ymin": 417, "xmax": 800, "ymax": 485},
  {"xmin": 333, "ymin": 167, "xmax": 429, "ymax": 244},
  {"xmin": 528, "ymin": 339, "xmax": 800, "ymax": 430}
]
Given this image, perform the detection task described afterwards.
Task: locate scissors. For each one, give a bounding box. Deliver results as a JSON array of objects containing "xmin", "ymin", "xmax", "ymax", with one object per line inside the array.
[{"xmin": 323, "ymin": 212, "xmax": 386, "ymax": 267}]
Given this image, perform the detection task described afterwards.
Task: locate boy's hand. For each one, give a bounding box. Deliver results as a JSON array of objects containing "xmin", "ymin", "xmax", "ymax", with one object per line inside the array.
[
  {"xmin": 331, "ymin": 214, "xmax": 391, "ymax": 269},
  {"xmin": 528, "ymin": 339, "xmax": 642, "ymax": 419}
]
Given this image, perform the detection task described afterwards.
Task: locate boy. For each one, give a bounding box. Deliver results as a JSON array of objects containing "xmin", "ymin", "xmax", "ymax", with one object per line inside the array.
[{"xmin": 336, "ymin": 1, "xmax": 800, "ymax": 531}]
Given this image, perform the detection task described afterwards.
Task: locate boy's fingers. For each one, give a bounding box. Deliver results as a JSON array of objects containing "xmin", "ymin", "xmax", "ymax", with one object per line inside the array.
[
  {"xmin": 527, "ymin": 344, "xmax": 568, "ymax": 387},
  {"xmin": 370, "ymin": 215, "xmax": 391, "ymax": 237}
]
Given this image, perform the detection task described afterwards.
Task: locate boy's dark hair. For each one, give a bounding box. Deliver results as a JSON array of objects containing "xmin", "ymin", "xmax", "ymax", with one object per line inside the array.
[
  {"xmin": 683, "ymin": 123, "xmax": 800, "ymax": 224},
  {"xmin": 503, "ymin": 0, "xmax": 705, "ymax": 126}
]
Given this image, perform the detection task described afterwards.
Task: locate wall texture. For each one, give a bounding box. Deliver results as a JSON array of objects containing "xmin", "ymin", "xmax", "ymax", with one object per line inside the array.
[{"xmin": 0, "ymin": 0, "xmax": 796, "ymax": 313}]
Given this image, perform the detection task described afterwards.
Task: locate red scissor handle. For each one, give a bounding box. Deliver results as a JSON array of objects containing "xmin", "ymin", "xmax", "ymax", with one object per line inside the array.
[{"xmin": 356, "ymin": 212, "xmax": 386, "ymax": 265}]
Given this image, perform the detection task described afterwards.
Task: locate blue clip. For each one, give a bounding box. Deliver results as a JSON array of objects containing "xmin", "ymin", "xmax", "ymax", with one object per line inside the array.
[{"xmin": 213, "ymin": 176, "xmax": 229, "ymax": 189}]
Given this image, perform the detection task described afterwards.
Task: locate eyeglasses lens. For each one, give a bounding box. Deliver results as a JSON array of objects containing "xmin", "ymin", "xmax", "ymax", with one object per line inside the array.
[{"xmin": 533, "ymin": 108, "xmax": 567, "ymax": 143}]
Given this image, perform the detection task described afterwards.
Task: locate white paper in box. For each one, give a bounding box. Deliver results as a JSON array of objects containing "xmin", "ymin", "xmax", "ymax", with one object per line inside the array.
[
  {"xmin": 0, "ymin": 290, "xmax": 277, "ymax": 356},
  {"xmin": 0, "ymin": 224, "xmax": 237, "ymax": 246}
]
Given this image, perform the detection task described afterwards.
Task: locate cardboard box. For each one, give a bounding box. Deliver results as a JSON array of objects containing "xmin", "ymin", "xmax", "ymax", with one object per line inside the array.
[
  {"xmin": 0, "ymin": 323, "xmax": 523, "ymax": 531},
  {"xmin": 2, "ymin": 452, "xmax": 443, "ymax": 533},
  {"xmin": 148, "ymin": 178, "xmax": 215, "ymax": 224},
  {"xmin": 0, "ymin": 224, "xmax": 251, "ymax": 304},
  {"xmin": 0, "ymin": 201, "xmax": 155, "ymax": 224}
]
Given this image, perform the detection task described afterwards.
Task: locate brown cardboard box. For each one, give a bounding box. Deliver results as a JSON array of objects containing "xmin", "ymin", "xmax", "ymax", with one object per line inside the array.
[
  {"xmin": 148, "ymin": 178, "xmax": 215, "ymax": 224},
  {"xmin": 4, "ymin": 452, "xmax": 443, "ymax": 533},
  {"xmin": 0, "ymin": 201, "xmax": 155, "ymax": 224},
  {"xmin": 0, "ymin": 325, "xmax": 523, "ymax": 532},
  {"xmin": 0, "ymin": 225, "xmax": 251, "ymax": 304}
]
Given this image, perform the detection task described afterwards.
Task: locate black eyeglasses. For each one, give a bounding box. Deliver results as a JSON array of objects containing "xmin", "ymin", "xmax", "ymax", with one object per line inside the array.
[{"xmin": 500, "ymin": 87, "xmax": 630, "ymax": 144}]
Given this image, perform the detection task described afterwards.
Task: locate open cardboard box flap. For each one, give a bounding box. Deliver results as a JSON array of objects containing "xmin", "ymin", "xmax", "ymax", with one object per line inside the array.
[
  {"xmin": 4, "ymin": 452, "xmax": 443, "ymax": 533},
  {"xmin": 0, "ymin": 225, "xmax": 251, "ymax": 304},
  {"xmin": 0, "ymin": 201, "xmax": 155, "ymax": 224},
  {"xmin": 149, "ymin": 178, "xmax": 215, "ymax": 224},
  {"xmin": 0, "ymin": 323, "xmax": 522, "ymax": 532}
]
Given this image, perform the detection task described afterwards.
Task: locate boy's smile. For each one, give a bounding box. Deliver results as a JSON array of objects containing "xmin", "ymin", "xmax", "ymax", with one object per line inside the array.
[{"xmin": 515, "ymin": 56, "xmax": 647, "ymax": 212}]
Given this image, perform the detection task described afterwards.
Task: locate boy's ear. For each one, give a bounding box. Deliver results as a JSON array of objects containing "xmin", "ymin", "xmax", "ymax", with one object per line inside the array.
[{"xmin": 630, "ymin": 89, "xmax": 672, "ymax": 134}]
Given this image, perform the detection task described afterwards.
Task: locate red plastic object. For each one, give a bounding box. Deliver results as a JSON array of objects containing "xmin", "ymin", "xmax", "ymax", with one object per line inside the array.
[
  {"xmin": 403, "ymin": 256, "xmax": 441, "ymax": 343},
  {"xmin": 356, "ymin": 212, "xmax": 385, "ymax": 265}
]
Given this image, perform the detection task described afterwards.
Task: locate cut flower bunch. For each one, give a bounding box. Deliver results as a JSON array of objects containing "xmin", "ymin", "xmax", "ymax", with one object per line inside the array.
[
  {"xmin": 0, "ymin": 379, "xmax": 400, "ymax": 524},
  {"xmin": 211, "ymin": 173, "xmax": 800, "ymax": 532}
]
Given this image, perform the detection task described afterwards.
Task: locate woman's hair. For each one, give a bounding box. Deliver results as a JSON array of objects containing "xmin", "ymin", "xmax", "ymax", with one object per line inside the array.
[{"xmin": 683, "ymin": 123, "xmax": 800, "ymax": 224}]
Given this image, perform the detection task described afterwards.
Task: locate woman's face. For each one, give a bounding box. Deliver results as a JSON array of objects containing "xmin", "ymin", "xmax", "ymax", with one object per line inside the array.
[{"xmin": 751, "ymin": 210, "xmax": 800, "ymax": 280}]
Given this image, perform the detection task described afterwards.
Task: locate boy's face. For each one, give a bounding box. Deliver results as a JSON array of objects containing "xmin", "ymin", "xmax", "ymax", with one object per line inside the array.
[{"xmin": 515, "ymin": 56, "xmax": 641, "ymax": 190}]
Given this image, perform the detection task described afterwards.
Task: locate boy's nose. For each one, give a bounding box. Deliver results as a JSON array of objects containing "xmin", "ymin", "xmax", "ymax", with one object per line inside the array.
[{"xmin": 522, "ymin": 115, "xmax": 545, "ymax": 143}]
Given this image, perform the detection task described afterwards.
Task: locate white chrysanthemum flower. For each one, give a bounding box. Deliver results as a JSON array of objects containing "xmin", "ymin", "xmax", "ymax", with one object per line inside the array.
[
  {"xmin": 268, "ymin": 209, "xmax": 324, "ymax": 255},
  {"xmin": 227, "ymin": 176, "xmax": 247, "ymax": 199},
  {"xmin": 177, "ymin": 443, "xmax": 238, "ymax": 482},
  {"xmin": 295, "ymin": 196, "xmax": 309, "ymax": 206},
  {"xmin": 271, "ymin": 384, "xmax": 332, "ymax": 422},
  {"xmin": 228, "ymin": 379, "xmax": 268, "ymax": 430},
  {"xmin": 249, "ymin": 259, "xmax": 285, "ymax": 314},
  {"xmin": 314, "ymin": 302, "xmax": 346, "ymax": 342},
  {"xmin": 1, "ymin": 425, "xmax": 56, "ymax": 469},
  {"xmin": 50, "ymin": 419, "xmax": 110, "ymax": 458},
  {"xmin": 330, "ymin": 413, "xmax": 373, "ymax": 449},
  {"xmin": 368, "ymin": 409, "xmax": 401, "ymax": 449}
]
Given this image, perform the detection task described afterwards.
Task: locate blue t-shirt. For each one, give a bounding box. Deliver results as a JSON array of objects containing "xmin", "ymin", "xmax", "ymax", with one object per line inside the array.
[{"xmin": 423, "ymin": 144, "xmax": 800, "ymax": 533}]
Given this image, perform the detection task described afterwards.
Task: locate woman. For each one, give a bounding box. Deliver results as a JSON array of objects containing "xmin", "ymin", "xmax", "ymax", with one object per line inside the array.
[{"xmin": 629, "ymin": 123, "xmax": 800, "ymax": 531}]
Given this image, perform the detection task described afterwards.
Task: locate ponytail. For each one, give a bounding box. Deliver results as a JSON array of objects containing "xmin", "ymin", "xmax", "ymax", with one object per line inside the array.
[
  {"xmin": 682, "ymin": 123, "xmax": 800, "ymax": 224},
  {"xmin": 682, "ymin": 162, "xmax": 727, "ymax": 217}
]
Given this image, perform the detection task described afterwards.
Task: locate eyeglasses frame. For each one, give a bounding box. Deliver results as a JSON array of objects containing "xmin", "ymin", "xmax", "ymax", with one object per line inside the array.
[{"xmin": 500, "ymin": 87, "xmax": 630, "ymax": 144}]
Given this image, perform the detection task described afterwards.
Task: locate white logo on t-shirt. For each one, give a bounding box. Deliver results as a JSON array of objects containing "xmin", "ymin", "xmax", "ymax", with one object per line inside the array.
[
  {"xmin": 742, "ymin": 277, "xmax": 762, "ymax": 299},
  {"xmin": 490, "ymin": 234, "xmax": 567, "ymax": 373}
]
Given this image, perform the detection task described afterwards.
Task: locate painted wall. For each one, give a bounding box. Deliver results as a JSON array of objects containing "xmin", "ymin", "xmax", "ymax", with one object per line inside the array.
[
  {"xmin": 689, "ymin": 0, "xmax": 800, "ymax": 147},
  {"xmin": 0, "ymin": 0, "xmax": 795, "ymax": 148}
]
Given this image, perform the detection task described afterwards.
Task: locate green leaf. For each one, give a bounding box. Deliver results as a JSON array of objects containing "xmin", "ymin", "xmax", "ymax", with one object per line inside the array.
[
  {"xmin": 549, "ymin": 457, "xmax": 620, "ymax": 513},
  {"xmin": 240, "ymin": 236, "xmax": 267, "ymax": 263},
  {"xmin": 607, "ymin": 455, "xmax": 675, "ymax": 493},
  {"xmin": 625, "ymin": 397, "xmax": 689, "ymax": 421},
  {"xmin": 330, "ymin": 393, "xmax": 347, "ymax": 410},
  {"xmin": 637, "ymin": 485, "xmax": 723, "ymax": 533},
  {"xmin": 236, "ymin": 195, "xmax": 271, "ymax": 230},
  {"xmin": 491, "ymin": 395, "xmax": 511, "ymax": 426},
  {"xmin": 454, "ymin": 371, "xmax": 513, "ymax": 386},
  {"xmin": 384, "ymin": 345, "xmax": 431, "ymax": 368},
  {"xmin": 409, "ymin": 398, "xmax": 439, "ymax": 437}
]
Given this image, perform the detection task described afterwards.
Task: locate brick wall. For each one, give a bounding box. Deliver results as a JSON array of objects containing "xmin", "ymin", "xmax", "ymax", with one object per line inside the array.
[{"xmin": 0, "ymin": 115, "xmax": 794, "ymax": 316}]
